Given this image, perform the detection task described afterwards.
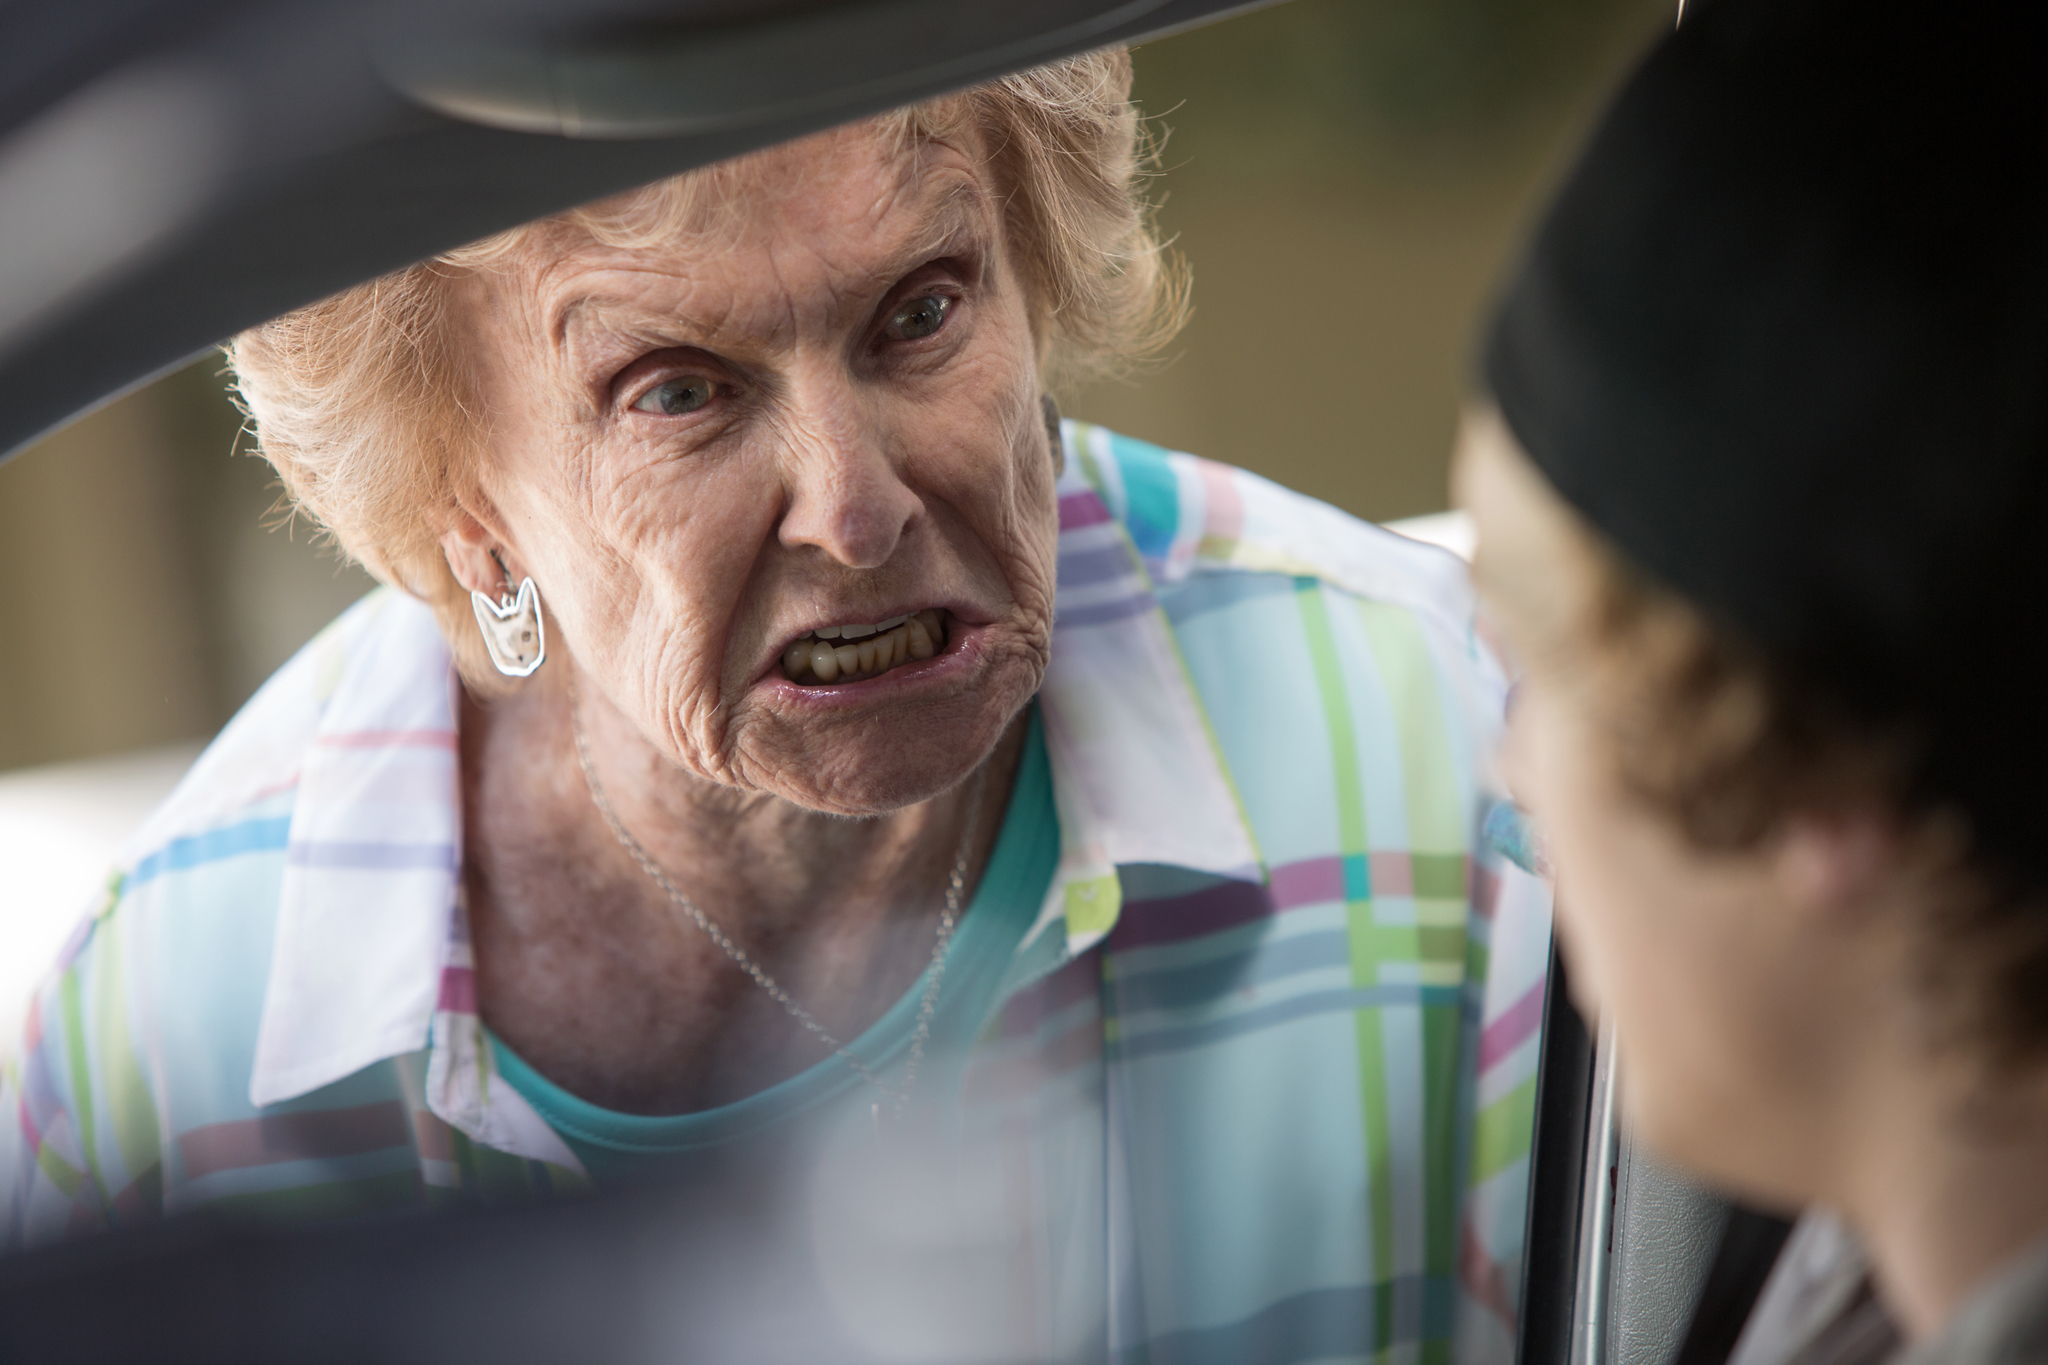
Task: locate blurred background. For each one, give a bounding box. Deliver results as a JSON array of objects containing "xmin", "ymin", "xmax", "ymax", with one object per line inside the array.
[{"xmin": 0, "ymin": 0, "xmax": 1667, "ymax": 1014}]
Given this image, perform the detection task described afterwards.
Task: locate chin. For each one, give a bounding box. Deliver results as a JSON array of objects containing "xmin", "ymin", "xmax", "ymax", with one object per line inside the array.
[{"xmin": 743, "ymin": 677, "xmax": 1039, "ymax": 817}]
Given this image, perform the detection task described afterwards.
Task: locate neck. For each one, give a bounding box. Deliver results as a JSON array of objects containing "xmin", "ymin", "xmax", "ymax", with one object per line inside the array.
[
  {"xmin": 459, "ymin": 660, "xmax": 1030, "ymax": 1114},
  {"xmin": 566, "ymin": 670, "xmax": 1015, "ymax": 930},
  {"xmin": 1831, "ymin": 1050, "xmax": 2048, "ymax": 1339}
]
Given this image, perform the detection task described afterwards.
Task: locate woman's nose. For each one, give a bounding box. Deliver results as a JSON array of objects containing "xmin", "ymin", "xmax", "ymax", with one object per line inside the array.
[{"xmin": 776, "ymin": 390, "xmax": 922, "ymax": 570}]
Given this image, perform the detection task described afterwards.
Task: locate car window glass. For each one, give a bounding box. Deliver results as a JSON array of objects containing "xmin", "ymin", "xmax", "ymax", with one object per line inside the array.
[{"xmin": 0, "ymin": 0, "xmax": 1667, "ymax": 1353}]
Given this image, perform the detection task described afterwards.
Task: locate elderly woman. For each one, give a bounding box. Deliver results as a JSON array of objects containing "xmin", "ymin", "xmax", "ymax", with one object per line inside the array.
[
  {"xmin": 1, "ymin": 50, "xmax": 1547, "ymax": 1363},
  {"xmin": 1463, "ymin": 3, "xmax": 2048, "ymax": 1364}
]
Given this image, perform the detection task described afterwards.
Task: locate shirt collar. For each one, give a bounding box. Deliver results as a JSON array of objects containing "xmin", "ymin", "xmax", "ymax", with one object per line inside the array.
[
  {"xmin": 1024, "ymin": 435, "xmax": 1264, "ymax": 960},
  {"xmin": 248, "ymin": 438, "xmax": 1260, "ymax": 1107},
  {"xmin": 250, "ymin": 593, "xmax": 464, "ymax": 1108}
]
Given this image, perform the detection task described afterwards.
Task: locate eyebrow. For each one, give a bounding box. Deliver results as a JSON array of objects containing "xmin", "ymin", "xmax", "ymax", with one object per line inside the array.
[
  {"xmin": 893, "ymin": 173, "xmax": 996, "ymax": 274},
  {"xmin": 548, "ymin": 168, "xmax": 999, "ymax": 352}
]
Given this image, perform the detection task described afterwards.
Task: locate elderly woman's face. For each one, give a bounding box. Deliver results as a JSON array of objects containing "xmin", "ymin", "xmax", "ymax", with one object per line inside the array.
[{"xmin": 450, "ymin": 124, "xmax": 1058, "ymax": 814}]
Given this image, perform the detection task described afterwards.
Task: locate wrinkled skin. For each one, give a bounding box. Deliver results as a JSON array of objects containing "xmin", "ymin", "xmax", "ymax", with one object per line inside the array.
[
  {"xmin": 447, "ymin": 125, "xmax": 1056, "ymax": 813},
  {"xmin": 437, "ymin": 122, "xmax": 1058, "ymax": 1114}
]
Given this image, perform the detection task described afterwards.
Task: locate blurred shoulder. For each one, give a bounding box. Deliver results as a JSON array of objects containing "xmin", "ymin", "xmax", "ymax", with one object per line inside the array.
[
  {"xmin": 1068, "ymin": 423, "xmax": 1503, "ymax": 707},
  {"xmin": 28, "ymin": 588, "xmax": 423, "ymax": 977},
  {"xmin": 1068, "ymin": 422, "xmax": 1484, "ymax": 644},
  {"xmin": 117, "ymin": 587, "xmax": 429, "ymax": 869}
]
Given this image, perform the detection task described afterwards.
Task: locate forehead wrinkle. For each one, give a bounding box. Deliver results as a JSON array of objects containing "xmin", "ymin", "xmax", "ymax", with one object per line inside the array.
[
  {"xmin": 549, "ymin": 277, "xmax": 764, "ymax": 389},
  {"xmin": 759, "ymin": 172, "xmax": 998, "ymax": 338},
  {"xmin": 546, "ymin": 259, "xmax": 717, "ymax": 355},
  {"xmin": 535, "ymin": 139, "xmax": 999, "ymax": 362},
  {"xmin": 849, "ymin": 132, "xmax": 998, "ymax": 258},
  {"xmin": 896, "ymin": 173, "xmax": 998, "ymax": 274}
]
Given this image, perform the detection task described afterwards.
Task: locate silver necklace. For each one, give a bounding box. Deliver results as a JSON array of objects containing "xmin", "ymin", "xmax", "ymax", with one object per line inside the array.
[{"xmin": 567, "ymin": 679, "xmax": 981, "ymax": 1115}]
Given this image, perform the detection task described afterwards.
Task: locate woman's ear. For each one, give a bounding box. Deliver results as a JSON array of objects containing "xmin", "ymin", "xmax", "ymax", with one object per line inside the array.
[{"xmin": 438, "ymin": 504, "xmax": 516, "ymax": 598}]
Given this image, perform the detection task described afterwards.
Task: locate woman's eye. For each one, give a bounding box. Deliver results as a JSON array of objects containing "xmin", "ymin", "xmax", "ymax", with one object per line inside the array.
[
  {"xmin": 885, "ymin": 294, "xmax": 952, "ymax": 342},
  {"xmin": 632, "ymin": 375, "xmax": 714, "ymax": 415}
]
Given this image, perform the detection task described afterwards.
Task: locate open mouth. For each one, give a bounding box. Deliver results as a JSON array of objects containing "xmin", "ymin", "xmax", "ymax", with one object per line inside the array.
[{"xmin": 781, "ymin": 609, "xmax": 950, "ymax": 686}]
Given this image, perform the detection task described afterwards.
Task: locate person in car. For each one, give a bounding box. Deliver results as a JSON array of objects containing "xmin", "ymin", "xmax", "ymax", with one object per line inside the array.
[
  {"xmin": 1459, "ymin": 2, "xmax": 2048, "ymax": 1363},
  {"xmin": 0, "ymin": 49, "xmax": 1549, "ymax": 1363}
]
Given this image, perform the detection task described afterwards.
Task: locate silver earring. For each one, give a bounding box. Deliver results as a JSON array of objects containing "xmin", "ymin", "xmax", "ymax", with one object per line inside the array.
[{"xmin": 471, "ymin": 559, "xmax": 546, "ymax": 678}]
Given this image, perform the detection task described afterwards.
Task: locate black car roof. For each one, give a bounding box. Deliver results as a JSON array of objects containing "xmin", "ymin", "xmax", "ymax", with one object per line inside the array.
[{"xmin": 0, "ymin": 0, "xmax": 1272, "ymax": 464}]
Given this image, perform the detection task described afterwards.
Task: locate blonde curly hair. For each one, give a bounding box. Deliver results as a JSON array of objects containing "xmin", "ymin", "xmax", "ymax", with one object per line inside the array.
[{"xmin": 228, "ymin": 49, "xmax": 1183, "ymax": 687}]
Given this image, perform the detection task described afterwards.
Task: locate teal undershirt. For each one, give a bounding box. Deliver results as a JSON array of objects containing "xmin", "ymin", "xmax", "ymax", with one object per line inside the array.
[{"xmin": 486, "ymin": 704, "xmax": 1057, "ymax": 1185}]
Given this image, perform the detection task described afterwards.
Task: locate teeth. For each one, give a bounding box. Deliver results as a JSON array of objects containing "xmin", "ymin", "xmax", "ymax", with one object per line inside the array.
[{"xmin": 783, "ymin": 610, "xmax": 948, "ymax": 685}]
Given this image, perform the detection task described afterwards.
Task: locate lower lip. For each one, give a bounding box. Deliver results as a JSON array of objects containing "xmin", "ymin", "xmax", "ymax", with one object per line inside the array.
[{"xmin": 756, "ymin": 621, "xmax": 986, "ymax": 708}]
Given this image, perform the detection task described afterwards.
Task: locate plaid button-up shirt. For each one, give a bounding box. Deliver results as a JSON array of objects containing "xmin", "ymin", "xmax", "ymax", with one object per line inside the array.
[{"xmin": 1, "ymin": 424, "xmax": 1553, "ymax": 1365}]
